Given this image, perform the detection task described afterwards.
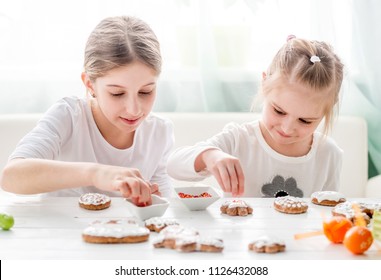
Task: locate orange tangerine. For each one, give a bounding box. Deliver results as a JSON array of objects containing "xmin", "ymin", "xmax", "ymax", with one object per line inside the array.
[
  {"xmin": 343, "ymin": 226, "xmax": 373, "ymax": 254},
  {"xmin": 323, "ymin": 216, "xmax": 353, "ymax": 243}
]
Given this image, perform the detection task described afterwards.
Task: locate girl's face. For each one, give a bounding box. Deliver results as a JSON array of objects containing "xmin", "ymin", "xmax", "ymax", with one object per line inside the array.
[
  {"xmin": 260, "ymin": 80, "xmax": 327, "ymax": 156},
  {"xmin": 89, "ymin": 61, "xmax": 158, "ymax": 136}
]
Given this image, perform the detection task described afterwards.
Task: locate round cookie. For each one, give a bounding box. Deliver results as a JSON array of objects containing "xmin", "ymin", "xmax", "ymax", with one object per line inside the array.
[
  {"xmin": 145, "ymin": 217, "xmax": 179, "ymax": 232},
  {"xmin": 311, "ymin": 191, "xmax": 346, "ymax": 206},
  {"xmin": 220, "ymin": 200, "xmax": 253, "ymax": 216},
  {"xmin": 331, "ymin": 201, "xmax": 371, "ymax": 225},
  {"xmin": 273, "ymin": 196, "xmax": 308, "ymax": 214},
  {"xmin": 79, "ymin": 193, "xmax": 111, "ymax": 210},
  {"xmin": 82, "ymin": 219, "xmax": 149, "ymax": 243},
  {"xmin": 248, "ymin": 236, "xmax": 286, "ymax": 253}
]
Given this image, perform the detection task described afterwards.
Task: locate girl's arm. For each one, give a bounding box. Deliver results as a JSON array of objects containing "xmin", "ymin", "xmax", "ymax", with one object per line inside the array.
[
  {"xmin": 195, "ymin": 149, "xmax": 244, "ymax": 196},
  {"xmin": 0, "ymin": 158, "xmax": 153, "ymax": 205}
]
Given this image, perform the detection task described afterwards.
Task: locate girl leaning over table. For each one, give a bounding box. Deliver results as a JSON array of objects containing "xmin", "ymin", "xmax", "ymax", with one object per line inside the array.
[
  {"xmin": 167, "ymin": 35, "xmax": 344, "ymax": 198},
  {"xmin": 0, "ymin": 16, "xmax": 174, "ymax": 206}
]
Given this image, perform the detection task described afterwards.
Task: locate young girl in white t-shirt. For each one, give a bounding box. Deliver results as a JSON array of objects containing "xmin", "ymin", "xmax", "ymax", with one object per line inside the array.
[
  {"xmin": 167, "ymin": 36, "xmax": 344, "ymax": 198},
  {"xmin": 0, "ymin": 16, "xmax": 174, "ymax": 206}
]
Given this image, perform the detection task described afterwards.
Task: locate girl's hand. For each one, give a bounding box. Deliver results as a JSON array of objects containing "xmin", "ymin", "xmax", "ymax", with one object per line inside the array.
[
  {"xmin": 149, "ymin": 182, "xmax": 161, "ymax": 197},
  {"xmin": 200, "ymin": 149, "xmax": 245, "ymax": 196},
  {"xmin": 129, "ymin": 182, "xmax": 161, "ymax": 207},
  {"xmin": 92, "ymin": 165, "xmax": 153, "ymax": 206}
]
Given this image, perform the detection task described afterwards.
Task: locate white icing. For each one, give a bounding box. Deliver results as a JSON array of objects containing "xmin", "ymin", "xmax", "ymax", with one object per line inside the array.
[
  {"xmin": 251, "ymin": 235, "xmax": 285, "ymax": 248},
  {"xmin": 311, "ymin": 191, "xmax": 345, "ymax": 202},
  {"xmin": 79, "ymin": 193, "xmax": 111, "ymax": 205},
  {"xmin": 83, "ymin": 219, "xmax": 149, "ymax": 238},
  {"xmin": 145, "ymin": 217, "xmax": 178, "ymax": 228},
  {"xmin": 274, "ymin": 196, "xmax": 307, "ymax": 207},
  {"xmin": 223, "ymin": 200, "xmax": 250, "ymax": 208},
  {"xmin": 197, "ymin": 236, "xmax": 224, "ymax": 248},
  {"xmin": 160, "ymin": 225, "xmax": 199, "ymax": 238},
  {"xmin": 332, "ymin": 201, "xmax": 369, "ymax": 218},
  {"xmin": 175, "ymin": 236, "xmax": 198, "ymax": 246},
  {"xmin": 153, "ymin": 225, "xmax": 224, "ymax": 251}
]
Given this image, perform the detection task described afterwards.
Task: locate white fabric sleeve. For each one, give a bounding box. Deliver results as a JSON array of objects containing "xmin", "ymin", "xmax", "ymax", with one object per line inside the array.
[
  {"xmin": 9, "ymin": 100, "xmax": 74, "ymax": 161},
  {"xmin": 167, "ymin": 122, "xmax": 240, "ymax": 181},
  {"xmin": 167, "ymin": 145, "xmax": 219, "ymax": 181},
  {"xmin": 149, "ymin": 120, "xmax": 175, "ymax": 198}
]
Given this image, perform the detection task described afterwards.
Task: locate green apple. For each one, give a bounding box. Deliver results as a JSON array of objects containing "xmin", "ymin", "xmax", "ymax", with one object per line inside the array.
[{"xmin": 0, "ymin": 213, "xmax": 14, "ymax": 230}]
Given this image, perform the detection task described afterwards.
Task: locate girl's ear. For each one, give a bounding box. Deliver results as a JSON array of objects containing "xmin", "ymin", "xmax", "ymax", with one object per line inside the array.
[
  {"xmin": 262, "ymin": 72, "xmax": 267, "ymax": 81},
  {"xmin": 81, "ymin": 72, "xmax": 96, "ymax": 96}
]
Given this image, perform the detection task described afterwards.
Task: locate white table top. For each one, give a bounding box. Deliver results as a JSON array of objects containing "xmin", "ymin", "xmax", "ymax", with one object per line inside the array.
[{"xmin": 1, "ymin": 194, "xmax": 380, "ymax": 260}]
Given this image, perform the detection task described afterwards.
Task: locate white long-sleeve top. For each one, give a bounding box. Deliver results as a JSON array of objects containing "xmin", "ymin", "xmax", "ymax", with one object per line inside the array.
[
  {"xmin": 167, "ymin": 120, "xmax": 342, "ymax": 198},
  {"xmin": 9, "ymin": 96, "xmax": 174, "ymax": 197}
]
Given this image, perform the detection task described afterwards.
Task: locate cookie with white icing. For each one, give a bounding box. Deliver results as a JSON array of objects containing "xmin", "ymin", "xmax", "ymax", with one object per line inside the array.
[
  {"xmin": 79, "ymin": 193, "xmax": 111, "ymax": 210},
  {"xmin": 197, "ymin": 236, "xmax": 224, "ymax": 253},
  {"xmin": 153, "ymin": 225, "xmax": 223, "ymax": 253},
  {"xmin": 273, "ymin": 196, "xmax": 308, "ymax": 214},
  {"xmin": 175, "ymin": 236, "xmax": 224, "ymax": 253},
  {"xmin": 82, "ymin": 219, "xmax": 149, "ymax": 243},
  {"xmin": 332, "ymin": 201, "xmax": 371, "ymax": 225},
  {"xmin": 145, "ymin": 217, "xmax": 179, "ymax": 232},
  {"xmin": 153, "ymin": 225, "xmax": 199, "ymax": 249},
  {"xmin": 248, "ymin": 236, "xmax": 286, "ymax": 253},
  {"xmin": 220, "ymin": 200, "xmax": 253, "ymax": 216},
  {"xmin": 311, "ymin": 191, "xmax": 346, "ymax": 206}
]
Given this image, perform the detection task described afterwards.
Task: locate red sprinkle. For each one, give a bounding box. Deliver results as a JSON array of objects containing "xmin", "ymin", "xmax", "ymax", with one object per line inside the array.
[{"xmin": 178, "ymin": 192, "xmax": 212, "ymax": 198}]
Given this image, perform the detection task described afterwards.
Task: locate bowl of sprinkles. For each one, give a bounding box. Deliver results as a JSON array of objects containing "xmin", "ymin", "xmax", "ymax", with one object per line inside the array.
[{"xmin": 174, "ymin": 184, "xmax": 221, "ymax": 211}]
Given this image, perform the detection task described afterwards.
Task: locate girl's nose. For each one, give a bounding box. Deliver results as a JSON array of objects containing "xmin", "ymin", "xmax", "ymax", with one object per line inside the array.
[
  {"xmin": 125, "ymin": 95, "xmax": 140, "ymax": 115},
  {"xmin": 281, "ymin": 118, "xmax": 295, "ymax": 134}
]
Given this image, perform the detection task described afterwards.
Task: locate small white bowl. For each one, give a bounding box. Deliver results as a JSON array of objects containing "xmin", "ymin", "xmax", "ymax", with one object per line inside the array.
[
  {"xmin": 125, "ymin": 195, "xmax": 169, "ymax": 221},
  {"xmin": 174, "ymin": 185, "xmax": 220, "ymax": 211}
]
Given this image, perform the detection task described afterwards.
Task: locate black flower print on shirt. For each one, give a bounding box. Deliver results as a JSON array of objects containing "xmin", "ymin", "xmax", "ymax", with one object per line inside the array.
[{"xmin": 261, "ymin": 175, "xmax": 303, "ymax": 198}]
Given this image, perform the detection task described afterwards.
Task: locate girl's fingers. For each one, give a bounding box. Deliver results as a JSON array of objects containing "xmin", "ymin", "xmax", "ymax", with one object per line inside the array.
[
  {"xmin": 140, "ymin": 185, "xmax": 152, "ymax": 206},
  {"xmin": 227, "ymin": 164, "xmax": 239, "ymax": 196},
  {"xmin": 235, "ymin": 164, "xmax": 245, "ymax": 195},
  {"xmin": 211, "ymin": 170, "xmax": 227, "ymax": 192},
  {"xmin": 216, "ymin": 165, "xmax": 232, "ymax": 193},
  {"xmin": 113, "ymin": 180, "xmax": 131, "ymax": 197},
  {"xmin": 149, "ymin": 183, "xmax": 159, "ymax": 194}
]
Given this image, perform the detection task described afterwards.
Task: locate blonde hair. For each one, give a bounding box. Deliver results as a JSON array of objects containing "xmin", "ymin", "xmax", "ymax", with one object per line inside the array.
[
  {"xmin": 259, "ymin": 37, "xmax": 344, "ymax": 134},
  {"xmin": 84, "ymin": 16, "xmax": 161, "ymax": 81}
]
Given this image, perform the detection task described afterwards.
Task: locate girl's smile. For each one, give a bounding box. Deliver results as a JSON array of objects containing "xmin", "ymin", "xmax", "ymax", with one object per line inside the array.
[{"xmin": 120, "ymin": 116, "xmax": 142, "ymax": 126}]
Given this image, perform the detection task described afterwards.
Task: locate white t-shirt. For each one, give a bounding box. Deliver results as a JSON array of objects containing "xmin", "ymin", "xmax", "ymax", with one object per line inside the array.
[
  {"xmin": 9, "ymin": 96, "xmax": 174, "ymax": 197},
  {"xmin": 167, "ymin": 120, "xmax": 342, "ymax": 198}
]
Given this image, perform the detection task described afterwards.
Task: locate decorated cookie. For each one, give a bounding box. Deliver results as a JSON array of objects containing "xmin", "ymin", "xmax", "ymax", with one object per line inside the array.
[
  {"xmin": 79, "ymin": 193, "xmax": 111, "ymax": 210},
  {"xmin": 331, "ymin": 201, "xmax": 371, "ymax": 225},
  {"xmin": 311, "ymin": 191, "xmax": 346, "ymax": 206},
  {"xmin": 248, "ymin": 236, "xmax": 286, "ymax": 253},
  {"xmin": 196, "ymin": 236, "xmax": 224, "ymax": 253},
  {"xmin": 153, "ymin": 225, "xmax": 223, "ymax": 253},
  {"xmin": 273, "ymin": 196, "xmax": 308, "ymax": 214},
  {"xmin": 153, "ymin": 224, "xmax": 198, "ymax": 250},
  {"xmin": 82, "ymin": 219, "xmax": 149, "ymax": 244},
  {"xmin": 220, "ymin": 200, "xmax": 253, "ymax": 216},
  {"xmin": 145, "ymin": 217, "xmax": 179, "ymax": 232}
]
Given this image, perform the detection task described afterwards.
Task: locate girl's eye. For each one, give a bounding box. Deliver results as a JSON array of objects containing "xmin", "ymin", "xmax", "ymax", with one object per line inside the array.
[
  {"xmin": 274, "ymin": 108, "xmax": 285, "ymax": 115},
  {"xmin": 139, "ymin": 90, "xmax": 153, "ymax": 95},
  {"xmin": 110, "ymin": 92, "xmax": 124, "ymax": 97},
  {"xmin": 299, "ymin": 119, "xmax": 312, "ymax": 124}
]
